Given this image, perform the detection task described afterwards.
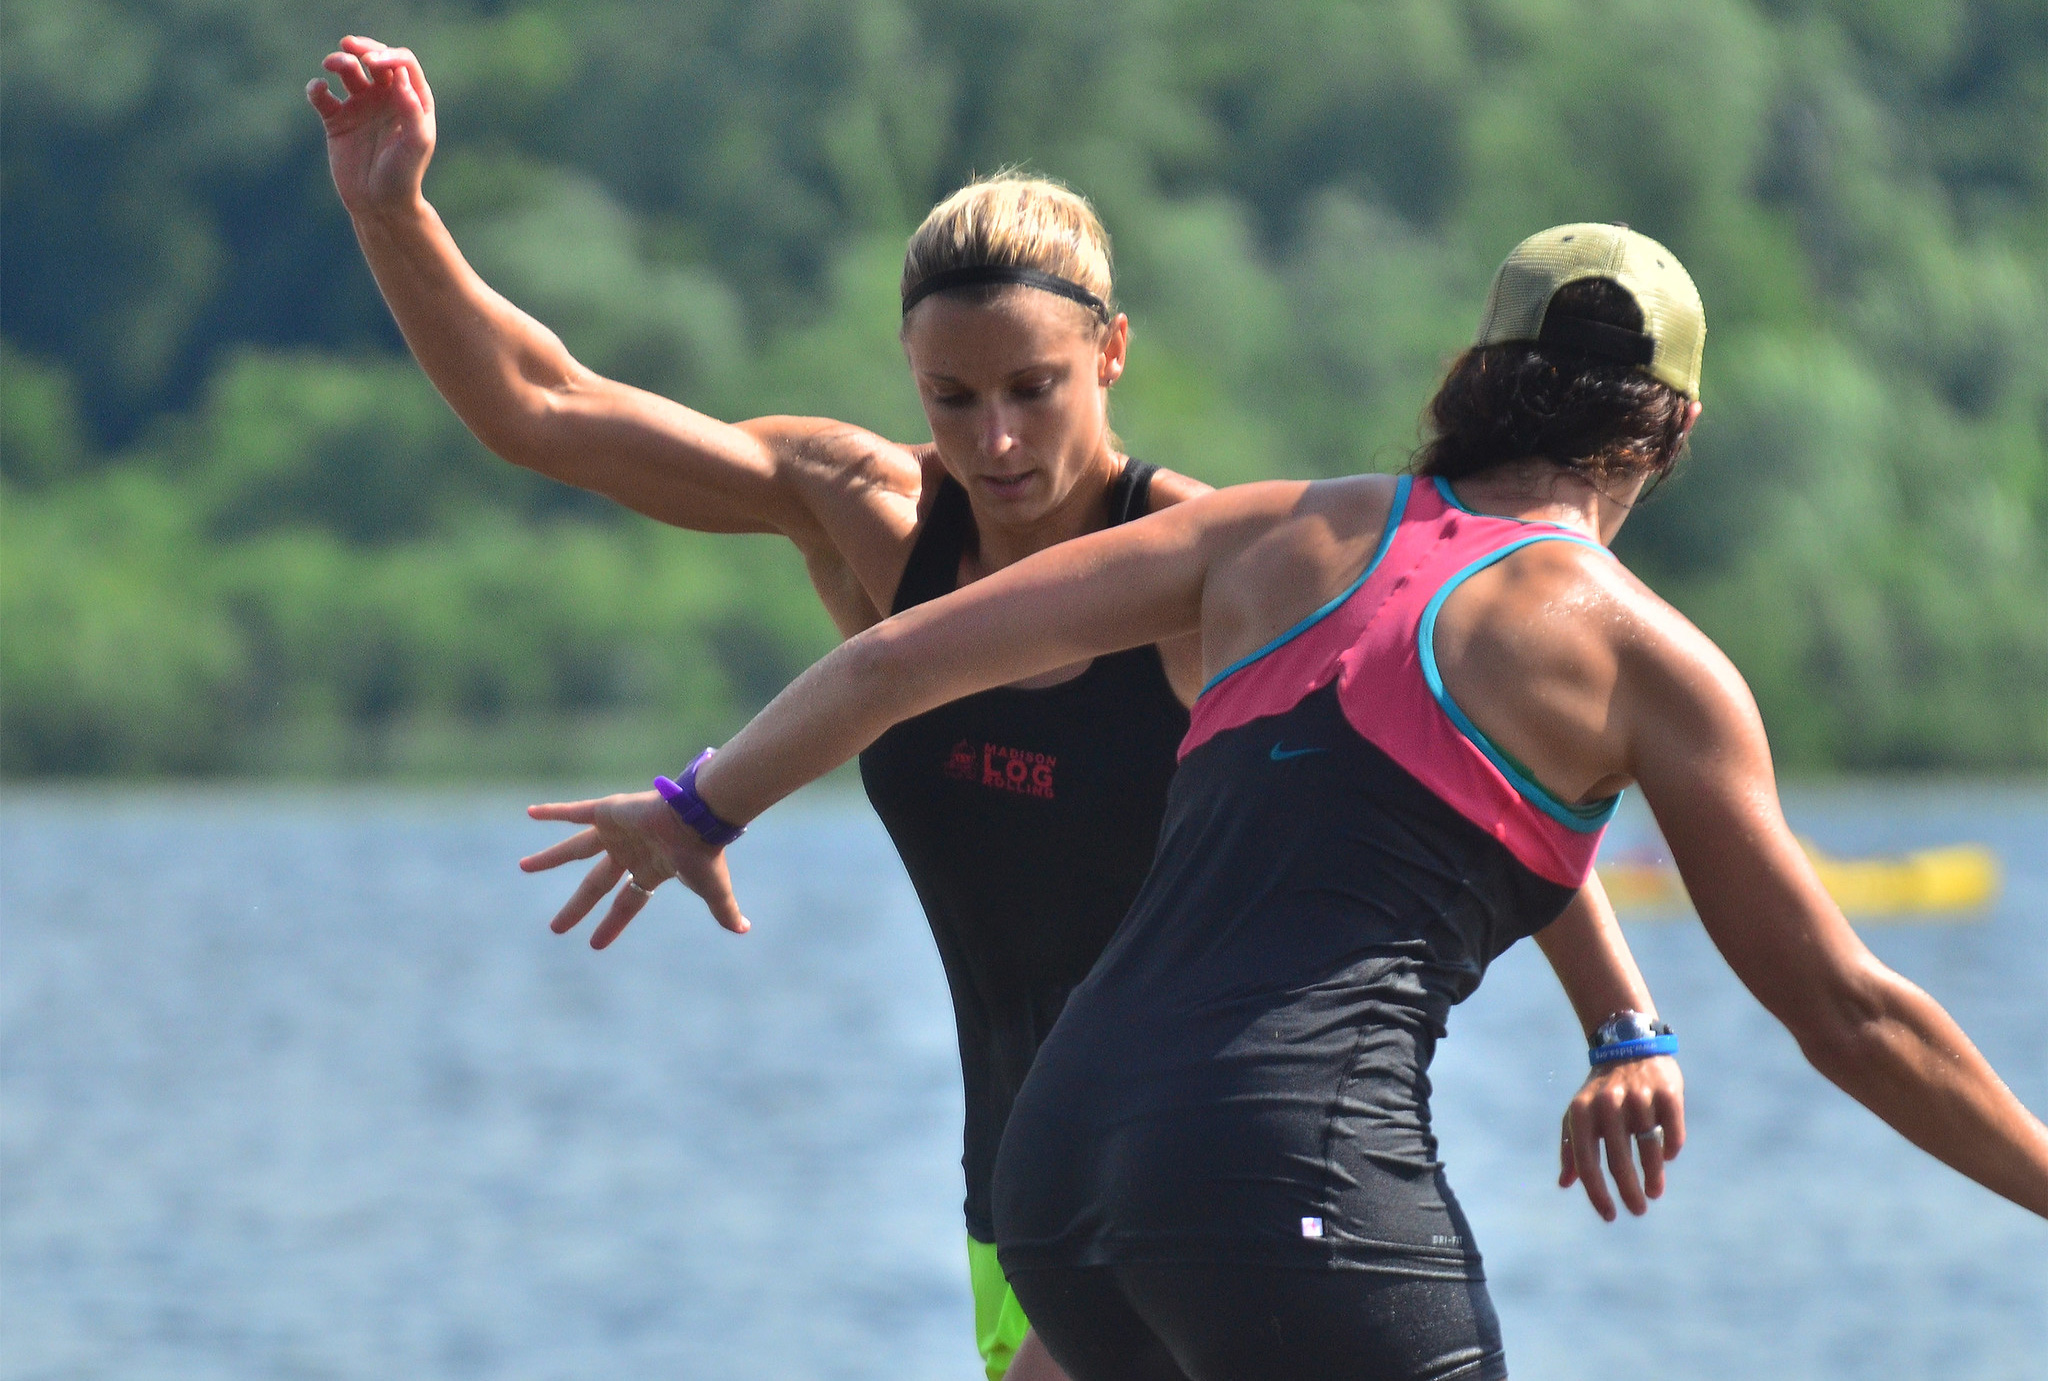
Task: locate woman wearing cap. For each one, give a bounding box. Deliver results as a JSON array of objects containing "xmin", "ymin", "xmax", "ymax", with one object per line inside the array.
[
  {"xmin": 312, "ymin": 40, "xmax": 1689, "ymax": 1379},
  {"xmin": 530, "ymin": 222, "xmax": 2048, "ymax": 1380}
]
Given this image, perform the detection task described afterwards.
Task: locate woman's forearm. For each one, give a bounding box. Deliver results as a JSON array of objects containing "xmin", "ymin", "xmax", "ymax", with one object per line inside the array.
[
  {"xmin": 1793, "ymin": 962, "xmax": 2048, "ymax": 1218},
  {"xmin": 521, "ymin": 508, "xmax": 1206, "ymax": 949},
  {"xmin": 1657, "ymin": 777, "xmax": 2048, "ymax": 1217},
  {"xmin": 317, "ymin": 44, "xmax": 792, "ymax": 532},
  {"xmin": 1534, "ymin": 874, "xmax": 1685, "ymax": 1220},
  {"xmin": 693, "ymin": 502, "xmax": 1216, "ymax": 823},
  {"xmin": 1534, "ymin": 874, "xmax": 1655, "ymax": 1040},
  {"xmin": 1633, "ymin": 654, "xmax": 2048, "ymax": 1217},
  {"xmin": 699, "ymin": 601, "xmax": 1116, "ymax": 822},
  {"xmin": 1686, "ymin": 838, "xmax": 2048, "ymax": 1217},
  {"xmin": 351, "ymin": 197, "xmax": 800, "ymax": 531},
  {"xmin": 351, "ymin": 198, "xmax": 586, "ymax": 461},
  {"xmin": 693, "ymin": 625, "xmax": 948, "ymax": 822}
]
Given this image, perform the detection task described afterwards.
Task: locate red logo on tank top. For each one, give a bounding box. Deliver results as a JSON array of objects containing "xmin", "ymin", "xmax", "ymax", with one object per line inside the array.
[{"xmin": 943, "ymin": 739, "xmax": 1056, "ymax": 799}]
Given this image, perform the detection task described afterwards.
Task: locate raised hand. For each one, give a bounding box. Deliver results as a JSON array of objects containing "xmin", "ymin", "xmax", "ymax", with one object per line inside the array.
[
  {"xmin": 305, "ymin": 36, "xmax": 437, "ymax": 216},
  {"xmin": 522, "ymin": 791, "xmax": 752, "ymax": 948},
  {"xmin": 1558, "ymin": 1055, "xmax": 1686, "ymax": 1221}
]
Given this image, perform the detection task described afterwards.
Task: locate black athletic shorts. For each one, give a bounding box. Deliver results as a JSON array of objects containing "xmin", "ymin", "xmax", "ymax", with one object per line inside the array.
[{"xmin": 1006, "ymin": 1261, "xmax": 1508, "ymax": 1381}]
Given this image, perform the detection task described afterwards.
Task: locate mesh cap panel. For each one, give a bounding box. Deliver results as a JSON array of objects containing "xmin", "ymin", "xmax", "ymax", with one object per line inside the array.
[{"xmin": 1475, "ymin": 224, "xmax": 1705, "ymax": 397}]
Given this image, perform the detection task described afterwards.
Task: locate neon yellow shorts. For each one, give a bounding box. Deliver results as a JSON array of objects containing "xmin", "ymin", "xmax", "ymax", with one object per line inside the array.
[{"xmin": 966, "ymin": 1235, "xmax": 1032, "ymax": 1381}]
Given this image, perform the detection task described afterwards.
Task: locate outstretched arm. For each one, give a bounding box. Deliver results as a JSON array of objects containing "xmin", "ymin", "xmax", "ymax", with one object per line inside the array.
[
  {"xmin": 306, "ymin": 38, "xmax": 829, "ymax": 537},
  {"xmin": 523, "ymin": 488, "xmax": 1230, "ymax": 943},
  {"xmin": 1629, "ymin": 627, "xmax": 2048, "ymax": 1217},
  {"xmin": 703, "ymin": 499, "xmax": 1212, "ymax": 818},
  {"xmin": 1534, "ymin": 876, "xmax": 1687, "ymax": 1221}
]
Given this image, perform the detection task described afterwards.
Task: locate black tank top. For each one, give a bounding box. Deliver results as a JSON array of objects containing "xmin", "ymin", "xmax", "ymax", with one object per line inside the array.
[{"xmin": 857, "ymin": 462, "xmax": 1189, "ymax": 1240}]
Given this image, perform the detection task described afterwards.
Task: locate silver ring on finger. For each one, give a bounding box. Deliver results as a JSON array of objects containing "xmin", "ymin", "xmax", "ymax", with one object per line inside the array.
[
  {"xmin": 1634, "ymin": 1128, "xmax": 1663, "ymax": 1144},
  {"xmin": 624, "ymin": 876, "xmax": 654, "ymax": 896}
]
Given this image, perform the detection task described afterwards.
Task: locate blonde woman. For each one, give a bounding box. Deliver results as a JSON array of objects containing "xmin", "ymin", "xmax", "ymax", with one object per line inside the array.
[{"xmin": 311, "ymin": 42, "xmax": 1685, "ymax": 1379}]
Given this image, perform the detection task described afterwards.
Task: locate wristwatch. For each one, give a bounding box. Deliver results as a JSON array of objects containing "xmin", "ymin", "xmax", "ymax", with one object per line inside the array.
[
  {"xmin": 654, "ymin": 748, "xmax": 747, "ymax": 848},
  {"xmin": 1589, "ymin": 1010, "xmax": 1677, "ymax": 1066}
]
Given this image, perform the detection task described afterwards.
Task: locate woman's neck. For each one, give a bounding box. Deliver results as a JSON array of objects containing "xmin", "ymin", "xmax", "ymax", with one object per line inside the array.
[{"xmin": 1439, "ymin": 460, "xmax": 1645, "ymax": 545}]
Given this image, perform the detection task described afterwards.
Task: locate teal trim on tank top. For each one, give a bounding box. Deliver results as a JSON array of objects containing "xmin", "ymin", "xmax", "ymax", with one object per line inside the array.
[
  {"xmin": 1433, "ymin": 475, "xmax": 1477, "ymax": 514},
  {"xmin": 1417, "ymin": 533, "xmax": 1623, "ymax": 833},
  {"xmin": 1200, "ymin": 475, "xmax": 1413, "ymax": 696}
]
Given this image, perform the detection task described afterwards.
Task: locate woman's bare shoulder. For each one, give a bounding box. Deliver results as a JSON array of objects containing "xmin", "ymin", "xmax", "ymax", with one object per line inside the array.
[
  {"xmin": 1576, "ymin": 554, "xmax": 1735, "ymax": 682},
  {"xmin": 728, "ymin": 417, "xmax": 931, "ymax": 629},
  {"xmin": 1461, "ymin": 540, "xmax": 1705, "ymax": 667},
  {"xmin": 1600, "ymin": 560, "xmax": 1758, "ymax": 735},
  {"xmin": 1187, "ymin": 474, "xmax": 1405, "ymax": 685},
  {"xmin": 736, "ymin": 416, "xmax": 926, "ymax": 500},
  {"xmin": 1143, "ymin": 475, "xmax": 1402, "ymax": 594},
  {"xmin": 1301, "ymin": 471, "xmax": 1403, "ymax": 528},
  {"xmin": 1473, "ymin": 542, "xmax": 1753, "ymax": 746},
  {"xmin": 1143, "ymin": 465, "xmax": 1213, "ymax": 510}
]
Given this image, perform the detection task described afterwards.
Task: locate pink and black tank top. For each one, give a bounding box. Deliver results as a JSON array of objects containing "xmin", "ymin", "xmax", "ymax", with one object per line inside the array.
[
  {"xmin": 992, "ymin": 475, "xmax": 1618, "ymax": 1280},
  {"xmin": 1191, "ymin": 472, "xmax": 1620, "ymax": 878}
]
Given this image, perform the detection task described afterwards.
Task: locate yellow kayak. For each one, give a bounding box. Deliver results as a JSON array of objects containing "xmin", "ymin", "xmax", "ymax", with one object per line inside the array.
[{"xmin": 1598, "ymin": 840, "xmax": 2001, "ymax": 919}]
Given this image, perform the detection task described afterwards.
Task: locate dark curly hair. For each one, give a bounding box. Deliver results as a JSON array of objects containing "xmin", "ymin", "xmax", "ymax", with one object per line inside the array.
[{"xmin": 1415, "ymin": 278, "xmax": 1692, "ymax": 488}]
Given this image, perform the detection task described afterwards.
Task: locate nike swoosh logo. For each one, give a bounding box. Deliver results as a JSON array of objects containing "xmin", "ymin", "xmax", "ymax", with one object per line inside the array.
[{"xmin": 1269, "ymin": 743, "xmax": 1328, "ymax": 761}]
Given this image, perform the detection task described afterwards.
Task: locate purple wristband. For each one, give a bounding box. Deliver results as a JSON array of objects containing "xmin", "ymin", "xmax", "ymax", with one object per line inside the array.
[{"xmin": 654, "ymin": 748, "xmax": 746, "ymax": 848}]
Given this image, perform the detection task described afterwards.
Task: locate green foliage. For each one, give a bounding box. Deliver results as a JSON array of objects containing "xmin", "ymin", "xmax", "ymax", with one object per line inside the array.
[
  {"xmin": 1, "ymin": 430, "xmax": 837, "ymax": 776},
  {"xmin": 2, "ymin": 472, "xmax": 247, "ymax": 773},
  {"xmin": 161, "ymin": 350, "xmax": 551, "ymax": 542},
  {"xmin": 4, "ymin": 0, "xmax": 2046, "ymax": 775},
  {"xmin": 1620, "ymin": 332, "xmax": 2048, "ymax": 768},
  {"xmin": 0, "ymin": 345, "xmax": 88, "ymax": 488}
]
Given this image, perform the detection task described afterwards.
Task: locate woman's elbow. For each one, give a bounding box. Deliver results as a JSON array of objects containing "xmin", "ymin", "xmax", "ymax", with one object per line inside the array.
[
  {"xmin": 482, "ymin": 373, "xmax": 596, "ymax": 478},
  {"xmin": 838, "ymin": 622, "xmax": 896, "ymax": 676},
  {"xmin": 836, "ymin": 616, "xmax": 991, "ymax": 723},
  {"xmin": 1772, "ymin": 957, "xmax": 1902, "ymax": 1079},
  {"xmin": 832, "ymin": 622, "xmax": 922, "ymax": 704}
]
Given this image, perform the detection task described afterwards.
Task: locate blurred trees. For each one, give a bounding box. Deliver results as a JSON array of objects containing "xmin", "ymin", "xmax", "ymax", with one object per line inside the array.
[{"xmin": 4, "ymin": 0, "xmax": 2045, "ymax": 774}]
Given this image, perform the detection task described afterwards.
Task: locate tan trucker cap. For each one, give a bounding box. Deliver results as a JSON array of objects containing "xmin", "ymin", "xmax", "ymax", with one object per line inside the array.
[{"xmin": 1474, "ymin": 223, "xmax": 1705, "ymax": 398}]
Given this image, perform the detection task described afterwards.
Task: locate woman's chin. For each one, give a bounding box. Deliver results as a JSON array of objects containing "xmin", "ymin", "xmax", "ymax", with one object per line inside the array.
[{"xmin": 973, "ymin": 471, "xmax": 1041, "ymax": 506}]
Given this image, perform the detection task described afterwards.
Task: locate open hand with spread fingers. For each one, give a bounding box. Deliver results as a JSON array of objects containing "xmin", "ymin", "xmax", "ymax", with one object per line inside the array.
[{"xmin": 522, "ymin": 791, "xmax": 751, "ymax": 948}]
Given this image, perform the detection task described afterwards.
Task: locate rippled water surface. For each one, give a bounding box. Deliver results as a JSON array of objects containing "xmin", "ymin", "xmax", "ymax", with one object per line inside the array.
[{"xmin": 3, "ymin": 783, "xmax": 2043, "ymax": 1379}]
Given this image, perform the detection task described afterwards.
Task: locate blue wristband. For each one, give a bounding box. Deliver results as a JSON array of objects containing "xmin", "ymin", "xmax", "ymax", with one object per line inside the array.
[
  {"xmin": 654, "ymin": 748, "xmax": 746, "ymax": 848},
  {"xmin": 1589, "ymin": 1032, "xmax": 1679, "ymax": 1066}
]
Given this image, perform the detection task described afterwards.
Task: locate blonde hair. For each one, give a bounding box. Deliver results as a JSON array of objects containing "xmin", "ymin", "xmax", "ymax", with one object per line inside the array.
[{"xmin": 901, "ymin": 172, "xmax": 1115, "ymax": 321}]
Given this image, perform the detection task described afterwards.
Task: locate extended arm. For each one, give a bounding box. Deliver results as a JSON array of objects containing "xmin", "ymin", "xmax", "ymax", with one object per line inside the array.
[
  {"xmin": 1534, "ymin": 876, "xmax": 1687, "ymax": 1220},
  {"xmin": 702, "ymin": 500, "xmax": 1211, "ymax": 819},
  {"xmin": 523, "ymin": 489, "xmax": 1230, "ymax": 942},
  {"xmin": 306, "ymin": 38, "xmax": 819, "ymax": 536},
  {"xmin": 1631, "ymin": 630, "xmax": 2048, "ymax": 1218}
]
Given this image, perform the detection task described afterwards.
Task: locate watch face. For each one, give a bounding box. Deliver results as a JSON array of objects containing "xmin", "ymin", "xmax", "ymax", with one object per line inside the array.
[{"xmin": 1595, "ymin": 1012, "xmax": 1661, "ymax": 1046}]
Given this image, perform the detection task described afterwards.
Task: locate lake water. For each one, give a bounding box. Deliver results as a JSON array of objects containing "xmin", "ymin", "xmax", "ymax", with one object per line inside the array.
[{"xmin": 2, "ymin": 783, "xmax": 2043, "ymax": 1380}]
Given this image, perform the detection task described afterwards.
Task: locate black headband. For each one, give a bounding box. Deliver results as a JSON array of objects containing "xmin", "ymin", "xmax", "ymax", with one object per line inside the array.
[{"xmin": 901, "ymin": 265, "xmax": 1111, "ymax": 322}]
